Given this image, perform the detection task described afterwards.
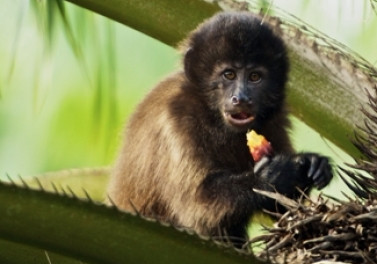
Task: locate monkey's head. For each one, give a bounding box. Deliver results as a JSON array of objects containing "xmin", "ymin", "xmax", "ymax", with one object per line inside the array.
[{"xmin": 183, "ymin": 12, "xmax": 289, "ymax": 132}]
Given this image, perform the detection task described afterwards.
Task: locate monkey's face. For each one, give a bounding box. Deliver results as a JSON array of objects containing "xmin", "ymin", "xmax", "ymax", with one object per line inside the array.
[
  {"xmin": 218, "ymin": 64, "xmax": 265, "ymax": 130},
  {"xmin": 207, "ymin": 61, "xmax": 283, "ymax": 132}
]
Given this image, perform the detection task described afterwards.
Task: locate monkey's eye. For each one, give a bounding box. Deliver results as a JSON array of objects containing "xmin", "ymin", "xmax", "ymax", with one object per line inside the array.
[
  {"xmin": 223, "ymin": 70, "xmax": 236, "ymax": 80},
  {"xmin": 249, "ymin": 72, "xmax": 262, "ymax": 83}
]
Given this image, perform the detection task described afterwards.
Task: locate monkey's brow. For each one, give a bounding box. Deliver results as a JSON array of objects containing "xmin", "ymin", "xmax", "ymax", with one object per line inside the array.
[
  {"xmin": 232, "ymin": 61, "xmax": 243, "ymax": 69},
  {"xmin": 230, "ymin": 62, "xmax": 265, "ymax": 70},
  {"xmin": 245, "ymin": 64, "xmax": 267, "ymax": 71}
]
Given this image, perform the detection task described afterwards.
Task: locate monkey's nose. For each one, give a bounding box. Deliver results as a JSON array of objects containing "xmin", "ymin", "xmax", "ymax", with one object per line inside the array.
[
  {"xmin": 231, "ymin": 95, "xmax": 252, "ymax": 105},
  {"xmin": 231, "ymin": 96, "xmax": 239, "ymax": 105}
]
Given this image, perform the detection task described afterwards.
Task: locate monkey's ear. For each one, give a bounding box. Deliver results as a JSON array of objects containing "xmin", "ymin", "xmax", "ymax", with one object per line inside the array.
[{"xmin": 183, "ymin": 47, "xmax": 197, "ymax": 83}]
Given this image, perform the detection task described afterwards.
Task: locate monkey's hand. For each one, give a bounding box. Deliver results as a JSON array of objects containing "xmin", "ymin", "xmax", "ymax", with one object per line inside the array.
[
  {"xmin": 294, "ymin": 153, "xmax": 333, "ymax": 190},
  {"xmin": 258, "ymin": 153, "xmax": 333, "ymax": 195},
  {"xmin": 255, "ymin": 153, "xmax": 332, "ymax": 214}
]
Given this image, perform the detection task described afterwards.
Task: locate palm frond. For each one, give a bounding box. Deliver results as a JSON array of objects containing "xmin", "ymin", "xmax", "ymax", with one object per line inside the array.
[
  {"xmin": 370, "ymin": 0, "xmax": 377, "ymax": 15},
  {"xmin": 341, "ymin": 84, "xmax": 377, "ymax": 198},
  {"xmin": 31, "ymin": 0, "xmax": 81, "ymax": 55},
  {"xmin": 29, "ymin": 0, "xmax": 119, "ymax": 135},
  {"xmin": 4, "ymin": 0, "xmax": 29, "ymax": 95}
]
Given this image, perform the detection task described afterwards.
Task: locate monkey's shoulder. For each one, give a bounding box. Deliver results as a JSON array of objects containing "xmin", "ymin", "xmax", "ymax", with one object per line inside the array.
[
  {"xmin": 125, "ymin": 72, "xmax": 195, "ymax": 135},
  {"xmin": 140, "ymin": 71, "xmax": 186, "ymax": 107},
  {"xmin": 131, "ymin": 71, "xmax": 202, "ymax": 121}
]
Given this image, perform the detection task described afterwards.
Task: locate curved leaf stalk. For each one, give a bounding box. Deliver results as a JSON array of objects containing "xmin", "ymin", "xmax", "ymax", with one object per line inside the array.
[{"xmin": 0, "ymin": 181, "xmax": 262, "ymax": 264}]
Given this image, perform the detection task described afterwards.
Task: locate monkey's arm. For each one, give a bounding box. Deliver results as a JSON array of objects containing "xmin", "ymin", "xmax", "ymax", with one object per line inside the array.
[
  {"xmin": 198, "ymin": 169, "xmax": 264, "ymax": 240},
  {"xmin": 198, "ymin": 153, "xmax": 332, "ymax": 229},
  {"xmin": 201, "ymin": 153, "xmax": 332, "ymax": 203}
]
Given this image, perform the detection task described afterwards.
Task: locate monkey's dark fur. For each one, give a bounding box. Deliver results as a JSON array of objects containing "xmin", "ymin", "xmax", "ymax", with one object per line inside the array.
[{"xmin": 107, "ymin": 12, "xmax": 333, "ymax": 247}]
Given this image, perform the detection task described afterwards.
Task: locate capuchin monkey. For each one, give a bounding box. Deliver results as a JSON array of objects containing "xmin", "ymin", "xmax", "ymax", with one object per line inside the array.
[{"xmin": 107, "ymin": 11, "xmax": 333, "ymax": 247}]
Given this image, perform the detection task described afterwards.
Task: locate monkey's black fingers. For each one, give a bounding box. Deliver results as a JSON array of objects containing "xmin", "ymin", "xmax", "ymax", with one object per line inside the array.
[
  {"xmin": 307, "ymin": 155, "xmax": 319, "ymax": 179},
  {"xmin": 316, "ymin": 173, "xmax": 329, "ymax": 190},
  {"xmin": 312, "ymin": 158, "xmax": 328, "ymax": 181},
  {"xmin": 325, "ymin": 165, "xmax": 334, "ymax": 186},
  {"xmin": 314, "ymin": 162, "xmax": 333, "ymax": 190}
]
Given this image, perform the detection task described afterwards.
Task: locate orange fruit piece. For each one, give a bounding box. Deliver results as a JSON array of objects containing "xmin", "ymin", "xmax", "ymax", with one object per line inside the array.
[{"xmin": 246, "ymin": 130, "xmax": 273, "ymax": 162}]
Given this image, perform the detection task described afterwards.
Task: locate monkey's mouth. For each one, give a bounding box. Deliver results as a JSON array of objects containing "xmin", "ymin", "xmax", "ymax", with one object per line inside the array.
[{"xmin": 224, "ymin": 111, "xmax": 255, "ymax": 127}]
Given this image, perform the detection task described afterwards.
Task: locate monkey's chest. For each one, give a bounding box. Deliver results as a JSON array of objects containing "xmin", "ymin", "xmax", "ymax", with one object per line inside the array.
[{"xmin": 212, "ymin": 141, "xmax": 254, "ymax": 171}]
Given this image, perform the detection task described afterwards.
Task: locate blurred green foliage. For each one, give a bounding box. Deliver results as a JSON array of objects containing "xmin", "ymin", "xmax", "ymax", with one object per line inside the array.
[{"xmin": 0, "ymin": 0, "xmax": 179, "ymax": 177}]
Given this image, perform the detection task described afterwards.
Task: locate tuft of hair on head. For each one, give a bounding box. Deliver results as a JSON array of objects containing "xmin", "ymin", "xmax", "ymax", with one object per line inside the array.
[{"xmin": 180, "ymin": 11, "xmax": 288, "ymax": 87}]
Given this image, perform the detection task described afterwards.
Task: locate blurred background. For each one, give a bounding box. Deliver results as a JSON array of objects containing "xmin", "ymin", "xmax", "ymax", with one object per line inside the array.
[{"xmin": 0, "ymin": 0, "xmax": 376, "ymax": 198}]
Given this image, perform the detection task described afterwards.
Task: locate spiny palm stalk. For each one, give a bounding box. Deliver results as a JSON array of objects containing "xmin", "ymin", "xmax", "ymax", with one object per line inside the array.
[
  {"xmin": 250, "ymin": 191, "xmax": 377, "ymax": 264},
  {"xmin": 340, "ymin": 85, "xmax": 377, "ymax": 198}
]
